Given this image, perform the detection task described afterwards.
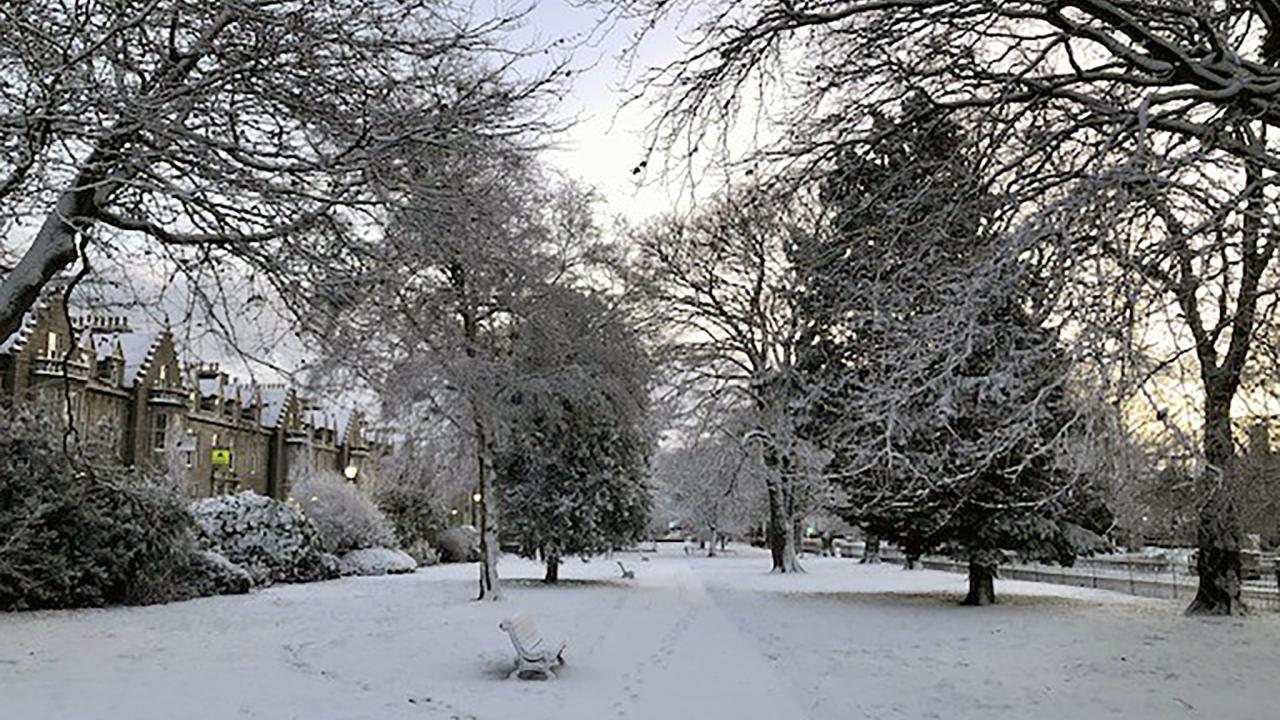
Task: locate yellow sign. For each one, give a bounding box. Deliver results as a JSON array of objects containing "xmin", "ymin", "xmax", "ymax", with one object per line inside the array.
[{"xmin": 211, "ymin": 448, "xmax": 232, "ymax": 467}]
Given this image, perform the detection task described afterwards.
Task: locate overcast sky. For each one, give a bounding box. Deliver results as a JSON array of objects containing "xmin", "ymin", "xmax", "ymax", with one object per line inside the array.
[{"xmin": 518, "ymin": 1, "xmax": 686, "ymax": 222}]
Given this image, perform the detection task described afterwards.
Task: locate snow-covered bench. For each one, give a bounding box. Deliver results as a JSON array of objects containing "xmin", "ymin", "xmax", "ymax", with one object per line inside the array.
[{"xmin": 499, "ymin": 614, "xmax": 566, "ymax": 680}]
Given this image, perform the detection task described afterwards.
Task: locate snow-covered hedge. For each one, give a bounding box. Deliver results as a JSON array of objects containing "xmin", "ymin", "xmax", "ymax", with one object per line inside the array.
[
  {"xmin": 182, "ymin": 551, "xmax": 253, "ymax": 596},
  {"xmin": 436, "ymin": 525, "xmax": 481, "ymax": 563},
  {"xmin": 191, "ymin": 492, "xmax": 338, "ymax": 586},
  {"xmin": 0, "ymin": 409, "xmax": 197, "ymax": 610},
  {"xmin": 291, "ymin": 473, "xmax": 397, "ymax": 555},
  {"xmin": 337, "ymin": 548, "xmax": 417, "ymax": 576}
]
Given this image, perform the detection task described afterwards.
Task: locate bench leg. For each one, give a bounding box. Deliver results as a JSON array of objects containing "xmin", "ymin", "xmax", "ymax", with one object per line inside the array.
[{"xmin": 512, "ymin": 658, "xmax": 556, "ymax": 681}]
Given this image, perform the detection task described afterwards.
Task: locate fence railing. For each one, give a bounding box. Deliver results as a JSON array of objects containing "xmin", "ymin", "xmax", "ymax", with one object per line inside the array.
[{"xmin": 820, "ymin": 542, "xmax": 1280, "ymax": 611}]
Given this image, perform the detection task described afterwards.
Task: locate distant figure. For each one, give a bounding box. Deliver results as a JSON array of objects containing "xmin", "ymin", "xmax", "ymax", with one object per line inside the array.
[{"xmin": 617, "ymin": 561, "xmax": 635, "ymax": 579}]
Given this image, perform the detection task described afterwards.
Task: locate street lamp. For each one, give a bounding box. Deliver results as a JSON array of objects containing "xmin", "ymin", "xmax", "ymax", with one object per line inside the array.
[{"xmin": 343, "ymin": 464, "xmax": 359, "ymax": 481}]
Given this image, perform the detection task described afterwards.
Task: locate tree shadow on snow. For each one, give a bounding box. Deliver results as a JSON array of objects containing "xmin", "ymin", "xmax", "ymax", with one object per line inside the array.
[
  {"xmin": 786, "ymin": 590, "xmax": 1107, "ymax": 610},
  {"xmin": 503, "ymin": 578, "xmax": 631, "ymax": 590}
]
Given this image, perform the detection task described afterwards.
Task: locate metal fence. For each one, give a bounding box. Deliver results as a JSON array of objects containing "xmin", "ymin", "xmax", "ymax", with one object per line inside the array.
[{"xmin": 830, "ymin": 543, "xmax": 1280, "ymax": 611}]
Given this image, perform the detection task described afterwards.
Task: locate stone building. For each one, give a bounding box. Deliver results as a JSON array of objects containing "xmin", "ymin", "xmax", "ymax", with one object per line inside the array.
[{"xmin": 0, "ymin": 293, "xmax": 383, "ymax": 500}]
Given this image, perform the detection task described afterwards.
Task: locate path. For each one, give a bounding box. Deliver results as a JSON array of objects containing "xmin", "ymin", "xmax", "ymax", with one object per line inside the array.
[{"xmin": 563, "ymin": 558, "xmax": 810, "ymax": 719}]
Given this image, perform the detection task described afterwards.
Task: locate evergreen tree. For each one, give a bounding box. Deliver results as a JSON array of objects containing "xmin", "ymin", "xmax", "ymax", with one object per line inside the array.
[
  {"xmin": 795, "ymin": 102, "xmax": 1110, "ymax": 604},
  {"xmin": 495, "ymin": 287, "xmax": 653, "ymax": 583}
]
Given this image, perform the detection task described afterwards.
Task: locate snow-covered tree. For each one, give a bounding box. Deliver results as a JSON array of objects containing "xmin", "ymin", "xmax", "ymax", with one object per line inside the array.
[
  {"xmin": 0, "ymin": 0, "xmax": 561, "ymax": 348},
  {"xmin": 795, "ymin": 106, "xmax": 1112, "ymax": 605},
  {"xmin": 300, "ymin": 165, "xmax": 634, "ymax": 598},
  {"xmin": 590, "ymin": 0, "xmax": 1280, "ymax": 616},
  {"xmin": 496, "ymin": 286, "xmax": 654, "ymax": 583}
]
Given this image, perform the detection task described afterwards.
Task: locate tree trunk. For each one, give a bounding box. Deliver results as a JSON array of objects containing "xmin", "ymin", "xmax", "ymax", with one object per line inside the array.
[
  {"xmin": 1187, "ymin": 391, "xmax": 1246, "ymax": 615},
  {"xmin": 474, "ymin": 416, "xmax": 501, "ymax": 601},
  {"xmin": 0, "ymin": 190, "xmax": 86, "ymax": 346},
  {"xmin": 765, "ymin": 479, "xmax": 802, "ymax": 572},
  {"xmin": 706, "ymin": 526, "xmax": 717, "ymax": 558},
  {"xmin": 962, "ymin": 559, "xmax": 997, "ymax": 606},
  {"xmin": 860, "ymin": 535, "xmax": 881, "ymax": 564},
  {"xmin": 544, "ymin": 553, "xmax": 559, "ymax": 584}
]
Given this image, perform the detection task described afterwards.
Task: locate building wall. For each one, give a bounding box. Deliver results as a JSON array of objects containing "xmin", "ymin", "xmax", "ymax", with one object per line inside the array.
[
  {"xmin": 184, "ymin": 412, "xmax": 274, "ymax": 497},
  {"xmin": 2, "ymin": 294, "xmax": 385, "ymax": 503}
]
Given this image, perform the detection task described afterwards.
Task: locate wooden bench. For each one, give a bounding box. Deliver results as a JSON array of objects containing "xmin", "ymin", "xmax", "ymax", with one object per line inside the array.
[{"xmin": 499, "ymin": 614, "xmax": 566, "ymax": 680}]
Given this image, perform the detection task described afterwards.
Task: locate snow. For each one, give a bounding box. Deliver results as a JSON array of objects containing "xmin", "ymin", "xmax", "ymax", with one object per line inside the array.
[
  {"xmin": 338, "ymin": 548, "xmax": 417, "ymax": 576},
  {"xmin": 2, "ymin": 546, "xmax": 1277, "ymax": 720}
]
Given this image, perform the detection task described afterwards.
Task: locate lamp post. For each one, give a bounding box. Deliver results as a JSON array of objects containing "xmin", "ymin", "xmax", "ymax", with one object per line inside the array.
[
  {"xmin": 471, "ymin": 491, "xmax": 482, "ymax": 526},
  {"xmin": 343, "ymin": 463, "xmax": 359, "ymax": 482}
]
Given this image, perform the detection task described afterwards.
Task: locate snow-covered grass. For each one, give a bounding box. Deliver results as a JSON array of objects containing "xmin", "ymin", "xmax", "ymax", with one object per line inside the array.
[{"xmin": 2, "ymin": 545, "xmax": 1277, "ymax": 720}]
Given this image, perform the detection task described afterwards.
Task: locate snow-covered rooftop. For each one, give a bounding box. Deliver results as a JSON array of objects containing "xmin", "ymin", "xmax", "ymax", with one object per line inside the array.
[
  {"xmin": 0, "ymin": 300, "xmax": 47, "ymax": 354},
  {"xmin": 93, "ymin": 331, "xmax": 161, "ymax": 387},
  {"xmin": 259, "ymin": 386, "xmax": 292, "ymax": 428}
]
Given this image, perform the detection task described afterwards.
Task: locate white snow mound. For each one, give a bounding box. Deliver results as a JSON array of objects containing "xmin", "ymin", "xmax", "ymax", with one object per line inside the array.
[{"xmin": 338, "ymin": 547, "xmax": 418, "ymax": 576}]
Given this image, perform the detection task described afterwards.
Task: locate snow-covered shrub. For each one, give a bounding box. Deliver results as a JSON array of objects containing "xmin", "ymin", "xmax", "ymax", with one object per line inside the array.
[
  {"xmin": 436, "ymin": 525, "xmax": 480, "ymax": 563},
  {"xmin": 405, "ymin": 539, "xmax": 440, "ymax": 566},
  {"xmin": 0, "ymin": 408, "xmax": 196, "ymax": 610},
  {"xmin": 191, "ymin": 491, "xmax": 338, "ymax": 586},
  {"xmin": 367, "ymin": 458, "xmax": 447, "ymax": 550},
  {"xmin": 181, "ymin": 551, "xmax": 253, "ymax": 596},
  {"xmin": 337, "ymin": 547, "xmax": 417, "ymax": 576},
  {"xmin": 290, "ymin": 472, "xmax": 397, "ymax": 554}
]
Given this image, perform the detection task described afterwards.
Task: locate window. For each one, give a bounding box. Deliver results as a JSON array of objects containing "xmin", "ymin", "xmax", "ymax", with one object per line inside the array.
[
  {"xmin": 158, "ymin": 364, "xmax": 168, "ymax": 383},
  {"xmin": 183, "ymin": 450, "xmax": 194, "ymax": 469},
  {"xmin": 46, "ymin": 331, "xmax": 58, "ymax": 358},
  {"xmin": 151, "ymin": 413, "xmax": 168, "ymax": 451}
]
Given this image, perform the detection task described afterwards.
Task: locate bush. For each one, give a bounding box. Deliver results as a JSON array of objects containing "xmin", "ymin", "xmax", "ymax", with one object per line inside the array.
[
  {"xmin": 337, "ymin": 548, "xmax": 417, "ymax": 576},
  {"xmin": 191, "ymin": 491, "xmax": 338, "ymax": 586},
  {"xmin": 436, "ymin": 525, "xmax": 480, "ymax": 563},
  {"xmin": 367, "ymin": 466, "xmax": 447, "ymax": 549},
  {"xmin": 404, "ymin": 539, "xmax": 440, "ymax": 566},
  {"xmin": 181, "ymin": 551, "xmax": 253, "ymax": 597},
  {"xmin": 0, "ymin": 408, "xmax": 197, "ymax": 611},
  {"xmin": 291, "ymin": 472, "xmax": 397, "ymax": 554}
]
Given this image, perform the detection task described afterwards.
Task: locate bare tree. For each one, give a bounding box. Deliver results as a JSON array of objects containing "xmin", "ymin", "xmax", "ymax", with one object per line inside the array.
[
  {"xmin": 653, "ymin": 432, "xmax": 766, "ymax": 557},
  {"xmin": 1027, "ymin": 136, "xmax": 1280, "ymax": 614},
  {"xmin": 630, "ymin": 185, "xmax": 830, "ymax": 572}
]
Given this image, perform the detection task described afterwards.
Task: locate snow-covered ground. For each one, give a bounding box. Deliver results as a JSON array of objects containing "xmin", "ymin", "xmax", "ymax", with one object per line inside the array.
[{"xmin": 2, "ymin": 546, "xmax": 1277, "ymax": 720}]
